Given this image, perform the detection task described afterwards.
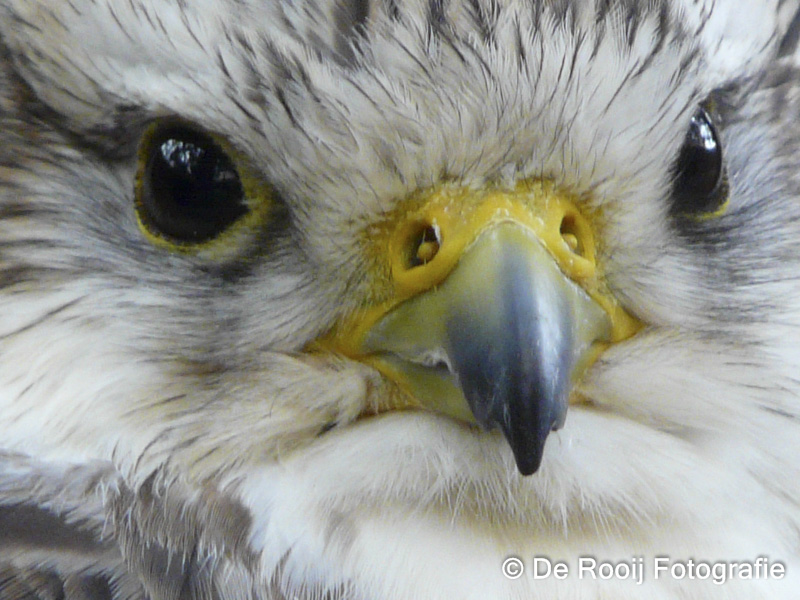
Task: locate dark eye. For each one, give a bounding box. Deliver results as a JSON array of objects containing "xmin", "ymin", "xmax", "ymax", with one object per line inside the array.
[
  {"xmin": 670, "ymin": 107, "xmax": 727, "ymax": 217},
  {"xmin": 136, "ymin": 124, "xmax": 249, "ymax": 244}
]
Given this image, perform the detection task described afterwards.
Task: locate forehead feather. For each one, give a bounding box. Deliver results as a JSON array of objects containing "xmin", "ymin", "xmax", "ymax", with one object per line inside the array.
[{"xmin": 0, "ymin": 0, "xmax": 791, "ymax": 219}]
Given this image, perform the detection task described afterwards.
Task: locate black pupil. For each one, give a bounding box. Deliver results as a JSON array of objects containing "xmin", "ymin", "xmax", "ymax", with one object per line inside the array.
[
  {"xmin": 671, "ymin": 109, "xmax": 724, "ymax": 215},
  {"xmin": 141, "ymin": 129, "xmax": 248, "ymax": 243}
]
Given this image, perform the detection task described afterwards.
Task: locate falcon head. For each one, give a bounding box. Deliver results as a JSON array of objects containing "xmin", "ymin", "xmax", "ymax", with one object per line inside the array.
[{"xmin": 0, "ymin": 0, "xmax": 799, "ymax": 598}]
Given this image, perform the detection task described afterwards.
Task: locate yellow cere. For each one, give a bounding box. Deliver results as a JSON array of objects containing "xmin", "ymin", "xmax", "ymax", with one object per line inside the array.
[
  {"xmin": 388, "ymin": 180, "xmax": 597, "ymax": 295},
  {"xmin": 318, "ymin": 179, "xmax": 642, "ymax": 363}
]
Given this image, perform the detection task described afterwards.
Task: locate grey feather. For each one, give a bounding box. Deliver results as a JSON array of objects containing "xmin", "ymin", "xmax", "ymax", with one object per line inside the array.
[{"xmin": 0, "ymin": 0, "xmax": 799, "ymax": 598}]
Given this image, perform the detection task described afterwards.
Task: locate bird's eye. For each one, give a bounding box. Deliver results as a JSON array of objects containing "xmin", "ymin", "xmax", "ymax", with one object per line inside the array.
[
  {"xmin": 135, "ymin": 124, "xmax": 250, "ymax": 245},
  {"xmin": 670, "ymin": 107, "xmax": 728, "ymax": 217}
]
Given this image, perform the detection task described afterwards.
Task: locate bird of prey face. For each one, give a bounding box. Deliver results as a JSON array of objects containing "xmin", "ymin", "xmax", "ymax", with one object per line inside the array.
[{"xmin": 1, "ymin": 0, "xmax": 799, "ymax": 598}]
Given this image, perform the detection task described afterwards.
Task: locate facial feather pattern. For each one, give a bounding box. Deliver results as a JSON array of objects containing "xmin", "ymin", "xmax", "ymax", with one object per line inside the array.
[{"xmin": 0, "ymin": 0, "xmax": 799, "ymax": 598}]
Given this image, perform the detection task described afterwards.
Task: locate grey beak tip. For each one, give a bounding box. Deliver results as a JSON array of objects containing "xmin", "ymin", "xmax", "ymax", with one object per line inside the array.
[
  {"xmin": 508, "ymin": 437, "xmax": 545, "ymax": 476},
  {"xmin": 494, "ymin": 398, "xmax": 566, "ymax": 476}
]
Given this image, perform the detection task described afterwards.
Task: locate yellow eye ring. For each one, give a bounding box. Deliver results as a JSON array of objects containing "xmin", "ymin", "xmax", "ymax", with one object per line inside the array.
[
  {"xmin": 671, "ymin": 105, "xmax": 729, "ymax": 220},
  {"xmin": 134, "ymin": 120, "xmax": 273, "ymax": 258}
]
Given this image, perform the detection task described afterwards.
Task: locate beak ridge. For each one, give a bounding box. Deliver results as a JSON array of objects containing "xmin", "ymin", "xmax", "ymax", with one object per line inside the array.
[
  {"xmin": 445, "ymin": 226, "xmax": 597, "ymax": 474},
  {"xmin": 364, "ymin": 223, "xmax": 611, "ymax": 474}
]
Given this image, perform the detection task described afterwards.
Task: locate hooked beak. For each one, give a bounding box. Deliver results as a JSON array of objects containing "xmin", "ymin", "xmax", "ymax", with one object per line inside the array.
[{"xmin": 315, "ymin": 181, "xmax": 641, "ymax": 475}]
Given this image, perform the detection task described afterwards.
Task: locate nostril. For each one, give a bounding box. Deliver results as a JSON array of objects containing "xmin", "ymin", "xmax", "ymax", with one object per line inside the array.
[
  {"xmin": 559, "ymin": 214, "xmax": 584, "ymax": 258},
  {"xmin": 408, "ymin": 223, "xmax": 442, "ymax": 268}
]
